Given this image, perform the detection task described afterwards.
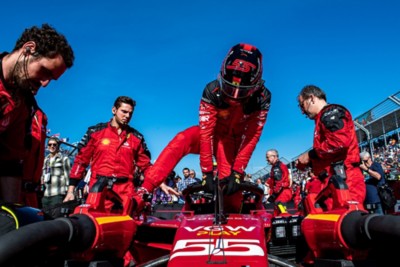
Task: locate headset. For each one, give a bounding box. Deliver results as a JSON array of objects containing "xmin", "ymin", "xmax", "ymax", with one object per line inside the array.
[{"xmin": 25, "ymin": 47, "xmax": 39, "ymax": 57}]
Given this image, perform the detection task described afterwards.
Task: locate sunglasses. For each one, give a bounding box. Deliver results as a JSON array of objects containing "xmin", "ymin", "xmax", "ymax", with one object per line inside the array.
[
  {"xmin": 298, "ymin": 97, "xmax": 312, "ymax": 111},
  {"xmin": 48, "ymin": 143, "xmax": 58, "ymax": 147}
]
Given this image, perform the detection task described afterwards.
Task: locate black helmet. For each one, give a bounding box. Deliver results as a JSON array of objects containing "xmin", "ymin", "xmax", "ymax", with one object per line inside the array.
[{"xmin": 219, "ymin": 43, "xmax": 263, "ymax": 100}]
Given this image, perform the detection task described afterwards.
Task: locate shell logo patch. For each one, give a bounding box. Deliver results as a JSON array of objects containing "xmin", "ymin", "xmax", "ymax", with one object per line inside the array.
[{"xmin": 101, "ymin": 138, "xmax": 111, "ymax": 145}]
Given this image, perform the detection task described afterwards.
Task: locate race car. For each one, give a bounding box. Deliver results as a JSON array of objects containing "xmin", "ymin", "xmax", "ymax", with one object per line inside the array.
[
  {"xmin": 131, "ymin": 181, "xmax": 303, "ymax": 267},
  {"xmin": 1, "ymin": 172, "xmax": 400, "ymax": 267}
]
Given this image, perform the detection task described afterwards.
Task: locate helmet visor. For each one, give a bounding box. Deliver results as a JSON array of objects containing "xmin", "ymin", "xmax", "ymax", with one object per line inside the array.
[{"xmin": 219, "ymin": 76, "xmax": 263, "ymax": 99}]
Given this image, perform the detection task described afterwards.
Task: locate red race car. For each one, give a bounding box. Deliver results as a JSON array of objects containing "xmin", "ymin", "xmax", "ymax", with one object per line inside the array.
[{"xmin": 1, "ymin": 173, "xmax": 400, "ymax": 267}]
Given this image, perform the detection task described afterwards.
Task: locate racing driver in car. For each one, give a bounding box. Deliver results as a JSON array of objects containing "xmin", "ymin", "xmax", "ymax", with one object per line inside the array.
[{"xmin": 142, "ymin": 43, "xmax": 272, "ymax": 212}]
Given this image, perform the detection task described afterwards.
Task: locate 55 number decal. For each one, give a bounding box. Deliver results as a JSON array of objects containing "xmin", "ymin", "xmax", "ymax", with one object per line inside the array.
[{"xmin": 170, "ymin": 238, "xmax": 265, "ymax": 260}]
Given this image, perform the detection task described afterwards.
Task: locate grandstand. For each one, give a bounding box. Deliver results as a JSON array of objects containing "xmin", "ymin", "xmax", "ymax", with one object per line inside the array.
[
  {"xmin": 252, "ymin": 90, "xmax": 400, "ymax": 181},
  {"xmin": 354, "ymin": 91, "xmax": 400, "ymax": 151}
]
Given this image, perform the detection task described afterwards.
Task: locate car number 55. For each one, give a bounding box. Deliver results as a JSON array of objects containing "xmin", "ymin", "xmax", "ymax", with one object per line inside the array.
[{"xmin": 170, "ymin": 238, "xmax": 265, "ymax": 260}]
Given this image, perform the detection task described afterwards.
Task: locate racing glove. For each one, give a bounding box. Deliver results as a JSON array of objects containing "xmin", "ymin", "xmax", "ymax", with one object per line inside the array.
[
  {"xmin": 223, "ymin": 171, "xmax": 242, "ymax": 196},
  {"xmin": 202, "ymin": 172, "xmax": 215, "ymax": 193},
  {"xmin": 132, "ymin": 187, "xmax": 150, "ymax": 215}
]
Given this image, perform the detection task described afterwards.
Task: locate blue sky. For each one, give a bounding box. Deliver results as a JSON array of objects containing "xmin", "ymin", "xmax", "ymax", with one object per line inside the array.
[{"xmin": 2, "ymin": 0, "xmax": 400, "ymax": 177}]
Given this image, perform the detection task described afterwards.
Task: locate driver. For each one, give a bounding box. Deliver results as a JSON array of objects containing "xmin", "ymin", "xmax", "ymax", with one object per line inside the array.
[{"xmin": 141, "ymin": 43, "xmax": 271, "ymax": 212}]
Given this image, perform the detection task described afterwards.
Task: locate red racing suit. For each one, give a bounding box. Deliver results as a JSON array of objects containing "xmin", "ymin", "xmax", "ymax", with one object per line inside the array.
[
  {"xmin": 69, "ymin": 121, "xmax": 152, "ymax": 213},
  {"xmin": 22, "ymin": 108, "xmax": 48, "ymax": 207},
  {"xmin": 142, "ymin": 80, "xmax": 271, "ymax": 193},
  {"xmin": 308, "ymin": 104, "xmax": 365, "ymax": 204},
  {"xmin": 0, "ymin": 53, "xmax": 33, "ymax": 176},
  {"xmin": 305, "ymin": 176, "xmax": 322, "ymax": 194},
  {"xmin": 267, "ymin": 160, "xmax": 293, "ymax": 203},
  {"xmin": 199, "ymin": 80, "xmax": 271, "ymax": 177},
  {"xmin": 292, "ymin": 183, "xmax": 302, "ymax": 210}
]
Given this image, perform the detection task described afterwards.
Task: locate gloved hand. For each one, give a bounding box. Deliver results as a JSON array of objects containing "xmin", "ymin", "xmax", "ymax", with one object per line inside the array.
[
  {"xmin": 267, "ymin": 193, "xmax": 277, "ymax": 203},
  {"xmin": 223, "ymin": 171, "xmax": 242, "ymax": 196},
  {"xmin": 202, "ymin": 172, "xmax": 215, "ymax": 193},
  {"xmin": 132, "ymin": 187, "xmax": 150, "ymax": 215}
]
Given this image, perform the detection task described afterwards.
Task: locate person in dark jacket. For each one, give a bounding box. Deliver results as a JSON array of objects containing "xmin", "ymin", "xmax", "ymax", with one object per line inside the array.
[{"xmin": 360, "ymin": 151, "xmax": 386, "ymax": 214}]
